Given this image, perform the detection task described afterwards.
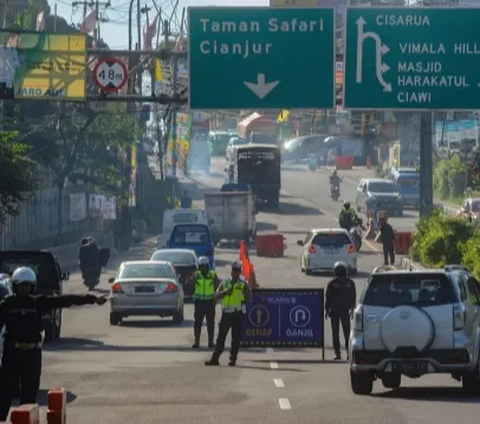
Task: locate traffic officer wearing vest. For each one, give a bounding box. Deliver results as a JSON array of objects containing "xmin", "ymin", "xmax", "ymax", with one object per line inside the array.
[
  {"xmin": 0, "ymin": 267, "xmax": 107, "ymax": 421},
  {"xmin": 192, "ymin": 256, "xmax": 220, "ymax": 349},
  {"xmin": 205, "ymin": 260, "xmax": 252, "ymax": 367}
]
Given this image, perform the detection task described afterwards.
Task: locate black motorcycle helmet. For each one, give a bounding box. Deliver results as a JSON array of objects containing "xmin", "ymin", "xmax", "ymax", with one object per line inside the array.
[
  {"xmin": 333, "ymin": 261, "xmax": 348, "ymax": 277},
  {"xmin": 343, "ymin": 201, "xmax": 350, "ymax": 210}
]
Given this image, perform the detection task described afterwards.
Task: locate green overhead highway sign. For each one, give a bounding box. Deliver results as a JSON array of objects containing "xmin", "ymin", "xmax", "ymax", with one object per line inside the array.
[
  {"xmin": 188, "ymin": 7, "xmax": 335, "ymax": 110},
  {"xmin": 344, "ymin": 7, "xmax": 480, "ymax": 110}
]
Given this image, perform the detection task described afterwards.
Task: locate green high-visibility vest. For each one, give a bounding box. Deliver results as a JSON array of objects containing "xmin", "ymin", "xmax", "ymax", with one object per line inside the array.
[
  {"xmin": 193, "ymin": 270, "xmax": 216, "ymax": 301},
  {"xmin": 221, "ymin": 279, "xmax": 247, "ymax": 311}
]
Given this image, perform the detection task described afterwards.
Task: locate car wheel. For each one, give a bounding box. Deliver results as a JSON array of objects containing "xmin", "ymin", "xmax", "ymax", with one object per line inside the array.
[
  {"xmin": 382, "ymin": 374, "xmax": 401, "ymax": 389},
  {"xmin": 44, "ymin": 320, "xmax": 56, "ymax": 343},
  {"xmin": 110, "ymin": 312, "xmax": 122, "ymax": 326},
  {"xmin": 350, "ymin": 369, "xmax": 373, "ymax": 395},
  {"xmin": 462, "ymin": 360, "xmax": 480, "ymax": 394},
  {"xmin": 55, "ymin": 313, "xmax": 62, "ymax": 339},
  {"xmin": 305, "ymin": 269, "xmax": 313, "ymax": 276},
  {"xmin": 173, "ymin": 307, "xmax": 184, "ymax": 325}
]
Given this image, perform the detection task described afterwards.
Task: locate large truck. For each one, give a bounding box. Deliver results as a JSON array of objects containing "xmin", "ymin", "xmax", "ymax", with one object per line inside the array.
[
  {"xmin": 204, "ymin": 189, "xmax": 257, "ymax": 245},
  {"xmin": 228, "ymin": 144, "xmax": 281, "ymax": 209},
  {"xmin": 237, "ymin": 112, "xmax": 278, "ymax": 145}
]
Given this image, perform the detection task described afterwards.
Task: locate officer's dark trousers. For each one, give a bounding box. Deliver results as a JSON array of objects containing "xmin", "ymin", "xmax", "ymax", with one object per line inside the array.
[
  {"xmin": 0, "ymin": 347, "xmax": 42, "ymax": 421},
  {"xmin": 213, "ymin": 311, "xmax": 244, "ymax": 360},
  {"xmin": 194, "ymin": 300, "xmax": 215, "ymax": 343},
  {"xmin": 383, "ymin": 243, "xmax": 395, "ymax": 265},
  {"xmin": 331, "ymin": 312, "xmax": 350, "ymax": 357}
]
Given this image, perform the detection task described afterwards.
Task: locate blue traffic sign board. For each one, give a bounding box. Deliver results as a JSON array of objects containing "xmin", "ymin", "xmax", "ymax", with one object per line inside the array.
[
  {"xmin": 241, "ymin": 288, "xmax": 324, "ymax": 351},
  {"xmin": 188, "ymin": 7, "xmax": 336, "ymax": 110}
]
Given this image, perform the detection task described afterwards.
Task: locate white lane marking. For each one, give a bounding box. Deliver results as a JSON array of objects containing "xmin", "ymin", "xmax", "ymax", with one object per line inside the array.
[
  {"xmin": 279, "ymin": 398, "xmax": 292, "ymax": 410},
  {"xmin": 274, "ymin": 378, "xmax": 285, "ymax": 388},
  {"xmin": 270, "ymin": 361, "xmax": 279, "ymax": 369},
  {"xmin": 266, "ymin": 347, "xmax": 274, "ymax": 353}
]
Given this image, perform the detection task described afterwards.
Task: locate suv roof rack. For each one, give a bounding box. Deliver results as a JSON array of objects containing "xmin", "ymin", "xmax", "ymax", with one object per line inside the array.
[
  {"xmin": 372, "ymin": 265, "xmax": 398, "ymax": 274},
  {"xmin": 444, "ymin": 264, "xmax": 469, "ymax": 272}
]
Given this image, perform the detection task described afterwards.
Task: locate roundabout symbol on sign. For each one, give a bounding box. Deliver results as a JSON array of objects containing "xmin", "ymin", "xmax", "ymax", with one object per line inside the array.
[
  {"xmin": 289, "ymin": 306, "xmax": 311, "ymax": 328},
  {"xmin": 93, "ymin": 57, "xmax": 128, "ymax": 92},
  {"xmin": 248, "ymin": 305, "xmax": 270, "ymax": 328}
]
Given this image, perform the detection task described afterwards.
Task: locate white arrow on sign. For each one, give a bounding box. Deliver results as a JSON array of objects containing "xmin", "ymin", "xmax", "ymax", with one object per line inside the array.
[{"xmin": 243, "ymin": 74, "xmax": 280, "ymax": 99}]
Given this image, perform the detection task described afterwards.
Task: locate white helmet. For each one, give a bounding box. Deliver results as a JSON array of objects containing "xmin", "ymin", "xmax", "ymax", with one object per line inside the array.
[
  {"xmin": 198, "ymin": 256, "xmax": 210, "ymax": 267},
  {"xmin": 11, "ymin": 267, "xmax": 37, "ymax": 287}
]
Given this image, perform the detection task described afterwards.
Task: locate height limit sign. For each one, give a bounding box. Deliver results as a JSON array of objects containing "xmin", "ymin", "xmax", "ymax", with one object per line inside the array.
[{"xmin": 94, "ymin": 57, "xmax": 128, "ymax": 93}]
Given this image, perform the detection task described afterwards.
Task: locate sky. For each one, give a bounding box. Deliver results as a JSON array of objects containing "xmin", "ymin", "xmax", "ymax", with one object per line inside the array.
[{"xmin": 54, "ymin": 0, "xmax": 269, "ymax": 49}]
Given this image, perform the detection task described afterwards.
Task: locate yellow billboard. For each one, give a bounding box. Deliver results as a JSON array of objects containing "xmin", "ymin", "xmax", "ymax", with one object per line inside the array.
[{"xmin": 0, "ymin": 30, "xmax": 86, "ymax": 101}]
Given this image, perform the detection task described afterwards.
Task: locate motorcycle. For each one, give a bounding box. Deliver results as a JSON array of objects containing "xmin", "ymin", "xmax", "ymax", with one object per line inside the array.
[
  {"xmin": 330, "ymin": 184, "xmax": 340, "ymax": 201},
  {"xmin": 350, "ymin": 218, "xmax": 364, "ymax": 252},
  {"xmin": 308, "ymin": 154, "xmax": 318, "ymax": 172},
  {"xmin": 82, "ymin": 267, "xmax": 100, "ymax": 291}
]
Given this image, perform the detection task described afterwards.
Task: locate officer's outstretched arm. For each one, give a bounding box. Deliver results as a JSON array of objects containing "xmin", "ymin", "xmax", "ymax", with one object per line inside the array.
[{"xmin": 38, "ymin": 294, "xmax": 107, "ymax": 310}]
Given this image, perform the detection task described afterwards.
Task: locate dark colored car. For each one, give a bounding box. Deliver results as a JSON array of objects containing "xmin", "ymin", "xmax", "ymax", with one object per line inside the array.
[
  {"xmin": 0, "ymin": 251, "xmax": 70, "ymax": 342},
  {"xmin": 150, "ymin": 248, "xmax": 198, "ymax": 299},
  {"xmin": 356, "ymin": 178, "xmax": 404, "ymax": 217},
  {"xmin": 281, "ymin": 134, "xmax": 328, "ymax": 162}
]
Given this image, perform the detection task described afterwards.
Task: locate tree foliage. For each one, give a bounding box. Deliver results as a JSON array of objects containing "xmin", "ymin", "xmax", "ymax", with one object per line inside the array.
[{"xmin": 0, "ymin": 132, "xmax": 38, "ymax": 221}]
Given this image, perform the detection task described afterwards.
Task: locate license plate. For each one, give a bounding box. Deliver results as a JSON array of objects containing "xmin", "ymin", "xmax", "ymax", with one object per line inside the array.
[
  {"xmin": 135, "ymin": 285, "xmax": 155, "ymax": 293},
  {"xmin": 324, "ymin": 248, "xmax": 339, "ymax": 254},
  {"xmin": 391, "ymin": 361, "xmax": 428, "ymax": 373}
]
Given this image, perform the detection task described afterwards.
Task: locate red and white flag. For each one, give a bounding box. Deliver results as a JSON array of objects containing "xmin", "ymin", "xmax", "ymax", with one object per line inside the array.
[
  {"xmin": 36, "ymin": 10, "xmax": 45, "ymax": 31},
  {"xmin": 80, "ymin": 8, "xmax": 97, "ymax": 34},
  {"xmin": 142, "ymin": 15, "xmax": 158, "ymax": 50}
]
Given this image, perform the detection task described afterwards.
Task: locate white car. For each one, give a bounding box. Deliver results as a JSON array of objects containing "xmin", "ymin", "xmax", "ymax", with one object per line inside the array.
[
  {"xmin": 297, "ymin": 228, "xmax": 358, "ymax": 275},
  {"xmin": 349, "ymin": 265, "xmax": 480, "ymax": 395}
]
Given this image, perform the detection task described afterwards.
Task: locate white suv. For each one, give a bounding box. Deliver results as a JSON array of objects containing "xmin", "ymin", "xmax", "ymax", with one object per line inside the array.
[{"xmin": 349, "ymin": 265, "xmax": 480, "ymax": 395}]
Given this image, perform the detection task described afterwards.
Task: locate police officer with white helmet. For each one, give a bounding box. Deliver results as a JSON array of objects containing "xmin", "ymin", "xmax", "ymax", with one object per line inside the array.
[{"xmin": 0, "ymin": 267, "xmax": 107, "ymax": 421}]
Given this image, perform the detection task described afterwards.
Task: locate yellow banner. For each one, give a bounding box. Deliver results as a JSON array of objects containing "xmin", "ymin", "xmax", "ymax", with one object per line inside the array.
[
  {"xmin": 155, "ymin": 59, "xmax": 162, "ymax": 81},
  {"xmin": 0, "ymin": 30, "xmax": 86, "ymax": 101}
]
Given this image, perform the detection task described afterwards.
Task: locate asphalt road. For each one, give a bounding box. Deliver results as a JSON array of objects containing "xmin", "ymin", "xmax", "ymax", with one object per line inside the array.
[{"xmin": 29, "ymin": 156, "xmax": 478, "ymax": 424}]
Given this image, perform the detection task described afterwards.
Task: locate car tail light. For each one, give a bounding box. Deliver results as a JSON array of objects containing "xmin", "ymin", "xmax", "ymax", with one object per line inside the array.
[
  {"xmin": 348, "ymin": 244, "xmax": 356, "ymax": 253},
  {"xmin": 308, "ymin": 245, "xmax": 316, "ymax": 254},
  {"xmin": 111, "ymin": 283, "xmax": 123, "ymax": 294},
  {"xmin": 354, "ymin": 307, "xmax": 363, "ymax": 332},
  {"xmin": 165, "ymin": 283, "xmax": 178, "ymax": 293},
  {"xmin": 453, "ymin": 304, "xmax": 466, "ymax": 330}
]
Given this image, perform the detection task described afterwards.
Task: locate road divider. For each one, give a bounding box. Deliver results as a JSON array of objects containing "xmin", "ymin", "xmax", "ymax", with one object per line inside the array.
[
  {"xmin": 256, "ymin": 234, "xmax": 286, "ymax": 258},
  {"xmin": 47, "ymin": 387, "xmax": 67, "ymax": 424},
  {"xmin": 6, "ymin": 404, "xmax": 39, "ymax": 424}
]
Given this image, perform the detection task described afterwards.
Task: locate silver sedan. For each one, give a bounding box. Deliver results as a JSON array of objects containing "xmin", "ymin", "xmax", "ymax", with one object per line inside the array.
[{"xmin": 109, "ymin": 260, "xmax": 184, "ymax": 326}]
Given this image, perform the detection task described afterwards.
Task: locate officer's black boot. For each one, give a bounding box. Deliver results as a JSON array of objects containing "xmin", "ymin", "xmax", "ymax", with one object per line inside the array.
[
  {"xmin": 205, "ymin": 353, "xmax": 220, "ymax": 366},
  {"xmin": 228, "ymin": 356, "xmax": 236, "ymax": 367},
  {"xmin": 192, "ymin": 328, "xmax": 201, "ymax": 349}
]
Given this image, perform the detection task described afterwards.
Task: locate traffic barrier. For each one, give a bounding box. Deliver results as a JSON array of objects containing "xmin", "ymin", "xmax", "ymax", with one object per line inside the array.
[
  {"xmin": 256, "ymin": 233, "xmax": 285, "ymax": 257},
  {"xmin": 47, "ymin": 387, "xmax": 67, "ymax": 424},
  {"xmin": 335, "ymin": 155, "xmax": 354, "ymax": 170},
  {"xmin": 9, "ymin": 404, "xmax": 39, "ymax": 424},
  {"xmin": 394, "ymin": 231, "xmax": 413, "ymax": 255}
]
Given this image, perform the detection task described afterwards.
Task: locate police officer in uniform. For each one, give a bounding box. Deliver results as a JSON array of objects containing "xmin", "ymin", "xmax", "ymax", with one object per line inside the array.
[
  {"xmin": 205, "ymin": 261, "xmax": 252, "ymax": 367},
  {"xmin": 325, "ymin": 261, "xmax": 356, "ymax": 360},
  {"xmin": 0, "ymin": 267, "xmax": 107, "ymax": 421},
  {"xmin": 192, "ymin": 256, "xmax": 220, "ymax": 349}
]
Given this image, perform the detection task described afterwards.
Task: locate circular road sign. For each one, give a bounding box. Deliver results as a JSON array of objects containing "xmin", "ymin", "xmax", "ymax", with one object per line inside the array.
[{"xmin": 93, "ymin": 57, "xmax": 128, "ymax": 92}]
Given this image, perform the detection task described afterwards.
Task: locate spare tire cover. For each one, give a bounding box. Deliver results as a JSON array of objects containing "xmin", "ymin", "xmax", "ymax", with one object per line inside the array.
[{"xmin": 380, "ymin": 305, "xmax": 434, "ymax": 353}]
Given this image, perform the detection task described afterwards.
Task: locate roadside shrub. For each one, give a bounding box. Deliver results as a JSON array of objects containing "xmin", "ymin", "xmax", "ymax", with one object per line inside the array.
[
  {"xmin": 460, "ymin": 238, "xmax": 480, "ymax": 280},
  {"xmin": 411, "ymin": 209, "xmax": 475, "ymax": 267},
  {"xmin": 433, "ymin": 156, "xmax": 467, "ymax": 200}
]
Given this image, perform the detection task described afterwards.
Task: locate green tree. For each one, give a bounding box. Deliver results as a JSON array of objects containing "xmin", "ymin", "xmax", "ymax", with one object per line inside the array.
[{"xmin": 0, "ymin": 133, "xmax": 38, "ymax": 221}]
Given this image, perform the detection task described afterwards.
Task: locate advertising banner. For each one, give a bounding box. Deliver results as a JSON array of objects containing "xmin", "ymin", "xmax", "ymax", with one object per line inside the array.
[
  {"xmin": 241, "ymin": 288, "xmax": 324, "ymax": 355},
  {"xmin": 0, "ymin": 30, "xmax": 86, "ymax": 101},
  {"xmin": 165, "ymin": 112, "xmax": 191, "ymax": 178}
]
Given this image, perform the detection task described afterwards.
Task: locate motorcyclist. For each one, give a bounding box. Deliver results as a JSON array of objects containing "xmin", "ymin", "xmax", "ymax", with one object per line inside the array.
[
  {"xmin": 78, "ymin": 237, "xmax": 100, "ymax": 287},
  {"xmin": 329, "ymin": 170, "xmax": 341, "ymax": 196},
  {"xmin": 0, "ymin": 267, "xmax": 107, "ymax": 420},
  {"xmin": 339, "ymin": 201, "xmax": 357, "ymax": 231}
]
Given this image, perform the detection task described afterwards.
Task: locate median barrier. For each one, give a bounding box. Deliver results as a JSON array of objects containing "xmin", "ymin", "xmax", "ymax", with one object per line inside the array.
[
  {"xmin": 47, "ymin": 388, "xmax": 67, "ymax": 424},
  {"xmin": 8, "ymin": 404, "xmax": 39, "ymax": 424}
]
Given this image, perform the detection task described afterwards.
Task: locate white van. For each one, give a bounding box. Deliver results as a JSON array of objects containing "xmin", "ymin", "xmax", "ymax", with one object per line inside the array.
[{"xmin": 157, "ymin": 208, "xmax": 211, "ymax": 248}]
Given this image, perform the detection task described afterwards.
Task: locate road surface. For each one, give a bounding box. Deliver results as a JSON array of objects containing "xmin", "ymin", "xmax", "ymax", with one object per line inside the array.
[{"xmin": 31, "ymin": 156, "xmax": 478, "ymax": 424}]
